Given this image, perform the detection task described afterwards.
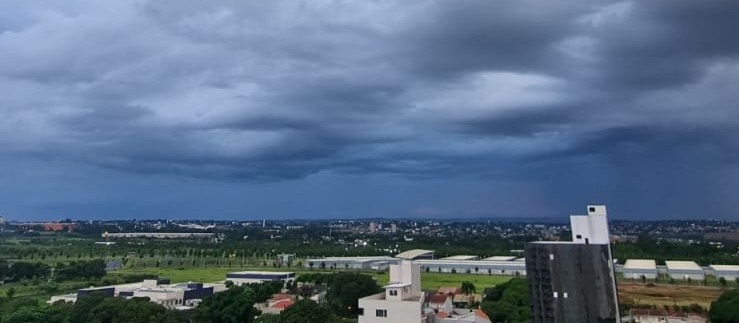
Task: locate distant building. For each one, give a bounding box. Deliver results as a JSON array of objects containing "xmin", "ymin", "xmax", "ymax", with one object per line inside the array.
[
  {"xmin": 102, "ymin": 232, "xmax": 215, "ymax": 239},
  {"xmin": 48, "ymin": 279, "xmax": 226, "ymax": 309},
  {"xmin": 623, "ymin": 259, "xmax": 658, "ymax": 279},
  {"xmin": 275, "ymin": 253, "xmax": 296, "ymax": 266},
  {"xmin": 710, "ymin": 265, "xmax": 739, "ymax": 281},
  {"xmin": 304, "ymin": 256, "xmax": 398, "ymax": 270},
  {"xmin": 526, "ymin": 205, "xmax": 621, "ymax": 323},
  {"xmin": 225, "ymin": 271, "xmax": 295, "ymax": 286},
  {"xmin": 665, "ymin": 261, "xmax": 705, "ymax": 281},
  {"xmin": 303, "ymin": 250, "xmax": 525, "ymax": 275},
  {"xmin": 105, "ymin": 260, "xmax": 123, "ymax": 271},
  {"xmin": 21, "ymin": 222, "xmax": 76, "ymax": 232}
]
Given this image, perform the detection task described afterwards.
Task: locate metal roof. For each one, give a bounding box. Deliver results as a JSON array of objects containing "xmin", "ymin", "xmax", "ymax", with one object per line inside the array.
[
  {"xmin": 664, "ymin": 261, "xmax": 702, "ymax": 271},
  {"xmin": 441, "ymin": 255, "xmax": 479, "ymax": 260},
  {"xmin": 623, "ymin": 259, "xmax": 657, "ymax": 270},
  {"xmin": 395, "ymin": 249, "xmax": 434, "ymax": 260},
  {"xmin": 710, "ymin": 265, "xmax": 739, "ymax": 272},
  {"xmin": 483, "ymin": 256, "xmax": 517, "ymax": 261}
]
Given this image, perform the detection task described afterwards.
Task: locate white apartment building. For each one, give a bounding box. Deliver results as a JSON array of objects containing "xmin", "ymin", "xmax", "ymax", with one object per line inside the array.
[{"xmin": 358, "ymin": 260, "xmax": 431, "ymax": 323}]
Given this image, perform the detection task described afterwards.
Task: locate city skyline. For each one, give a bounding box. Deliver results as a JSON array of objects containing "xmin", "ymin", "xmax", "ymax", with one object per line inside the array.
[{"xmin": 1, "ymin": 0, "xmax": 739, "ymax": 220}]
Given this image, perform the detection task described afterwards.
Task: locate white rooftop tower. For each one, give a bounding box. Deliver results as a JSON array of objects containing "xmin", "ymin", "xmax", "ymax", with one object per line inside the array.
[{"xmin": 569, "ymin": 205, "xmax": 610, "ymax": 245}]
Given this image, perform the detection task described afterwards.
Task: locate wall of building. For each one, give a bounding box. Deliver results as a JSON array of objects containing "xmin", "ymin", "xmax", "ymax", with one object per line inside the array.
[
  {"xmin": 526, "ymin": 243, "xmax": 619, "ymax": 323},
  {"xmin": 358, "ymin": 295, "xmax": 426, "ymax": 323},
  {"xmin": 667, "ymin": 270, "xmax": 705, "ymax": 281},
  {"xmin": 622, "ymin": 270, "xmax": 659, "ymax": 279}
]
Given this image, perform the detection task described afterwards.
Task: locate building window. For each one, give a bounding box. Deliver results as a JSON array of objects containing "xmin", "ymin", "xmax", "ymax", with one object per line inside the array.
[
  {"xmin": 358, "ymin": 308, "xmax": 364, "ymax": 316},
  {"xmin": 376, "ymin": 309, "xmax": 388, "ymax": 317},
  {"xmin": 389, "ymin": 290, "xmax": 398, "ymax": 296},
  {"xmin": 576, "ymin": 234, "xmax": 582, "ymax": 239}
]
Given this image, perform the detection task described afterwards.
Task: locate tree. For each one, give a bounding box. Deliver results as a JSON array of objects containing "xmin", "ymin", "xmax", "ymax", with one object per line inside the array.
[
  {"xmin": 0, "ymin": 259, "xmax": 9, "ymax": 282},
  {"xmin": 719, "ymin": 277, "xmax": 728, "ymax": 287},
  {"xmin": 192, "ymin": 285, "xmax": 259, "ymax": 323},
  {"xmin": 326, "ymin": 272, "xmax": 382, "ymax": 317},
  {"xmin": 710, "ymin": 289, "xmax": 739, "ymax": 323},
  {"xmin": 481, "ymin": 279, "xmax": 530, "ymax": 323},
  {"xmin": 7, "ymin": 262, "xmax": 50, "ymax": 281},
  {"xmin": 461, "ymin": 281, "xmax": 476, "ymax": 295},
  {"xmin": 278, "ymin": 300, "xmax": 335, "ymax": 323},
  {"xmin": 6, "ymin": 287, "xmax": 16, "ymax": 298}
]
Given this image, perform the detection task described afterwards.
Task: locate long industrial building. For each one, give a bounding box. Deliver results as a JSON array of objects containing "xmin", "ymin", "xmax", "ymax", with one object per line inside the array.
[
  {"xmin": 710, "ymin": 265, "xmax": 739, "ymax": 281},
  {"xmin": 665, "ymin": 261, "xmax": 705, "ymax": 281},
  {"xmin": 622, "ymin": 259, "xmax": 658, "ymax": 279},
  {"xmin": 304, "ymin": 250, "xmax": 526, "ymax": 276}
]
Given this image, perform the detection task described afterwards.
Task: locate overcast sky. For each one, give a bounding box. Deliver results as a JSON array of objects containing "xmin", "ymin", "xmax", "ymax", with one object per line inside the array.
[{"xmin": 1, "ymin": 0, "xmax": 738, "ymax": 220}]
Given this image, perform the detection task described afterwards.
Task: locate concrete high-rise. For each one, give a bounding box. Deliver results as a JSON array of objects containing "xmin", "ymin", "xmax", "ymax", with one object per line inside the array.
[{"xmin": 526, "ymin": 205, "xmax": 620, "ymax": 323}]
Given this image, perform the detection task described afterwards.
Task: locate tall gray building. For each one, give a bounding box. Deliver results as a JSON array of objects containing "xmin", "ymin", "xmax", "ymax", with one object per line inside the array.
[{"xmin": 526, "ymin": 205, "xmax": 620, "ymax": 323}]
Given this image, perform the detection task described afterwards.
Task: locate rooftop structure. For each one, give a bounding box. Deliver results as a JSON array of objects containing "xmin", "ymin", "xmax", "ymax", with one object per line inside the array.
[
  {"xmin": 570, "ymin": 205, "xmax": 610, "ymax": 245},
  {"xmin": 358, "ymin": 260, "xmax": 430, "ymax": 323}
]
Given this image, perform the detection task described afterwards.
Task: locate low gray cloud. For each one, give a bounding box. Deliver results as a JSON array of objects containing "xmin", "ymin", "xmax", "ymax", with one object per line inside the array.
[{"xmin": 1, "ymin": 0, "xmax": 738, "ymax": 219}]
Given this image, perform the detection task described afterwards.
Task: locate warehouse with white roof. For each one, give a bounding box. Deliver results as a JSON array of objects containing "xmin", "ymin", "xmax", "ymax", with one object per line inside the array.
[
  {"xmin": 665, "ymin": 261, "xmax": 705, "ymax": 280},
  {"xmin": 623, "ymin": 259, "xmax": 658, "ymax": 279},
  {"xmin": 710, "ymin": 265, "xmax": 739, "ymax": 281}
]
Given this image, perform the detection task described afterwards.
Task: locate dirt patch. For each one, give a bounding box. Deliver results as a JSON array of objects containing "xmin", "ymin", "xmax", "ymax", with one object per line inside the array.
[{"xmin": 618, "ymin": 282, "xmax": 725, "ymax": 308}]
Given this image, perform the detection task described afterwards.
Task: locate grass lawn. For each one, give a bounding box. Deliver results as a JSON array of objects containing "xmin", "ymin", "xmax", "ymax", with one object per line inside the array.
[{"xmin": 420, "ymin": 272, "xmax": 512, "ymax": 291}]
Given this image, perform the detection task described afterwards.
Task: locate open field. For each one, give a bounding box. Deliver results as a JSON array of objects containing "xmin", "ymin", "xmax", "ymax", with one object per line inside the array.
[{"xmin": 618, "ymin": 282, "xmax": 725, "ymax": 309}]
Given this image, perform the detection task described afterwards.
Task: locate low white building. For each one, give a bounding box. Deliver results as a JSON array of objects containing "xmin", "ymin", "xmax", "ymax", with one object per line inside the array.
[
  {"xmin": 623, "ymin": 259, "xmax": 658, "ymax": 279},
  {"xmin": 665, "ymin": 261, "xmax": 705, "ymax": 281},
  {"xmin": 225, "ymin": 271, "xmax": 295, "ymax": 286},
  {"xmin": 48, "ymin": 279, "xmax": 226, "ymax": 309},
  {"xmin": 358, "ymin": 260, "xmax": 430, "ymax": 323},
  {"xmin": 710, "ymin": 265, "xmax": 739, "ymax": 281}
]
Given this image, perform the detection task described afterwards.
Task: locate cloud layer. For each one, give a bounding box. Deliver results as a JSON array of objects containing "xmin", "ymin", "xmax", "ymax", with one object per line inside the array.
[{"xmin": 1, "ymin": 0, "xmax": 738, "ymax": 219}]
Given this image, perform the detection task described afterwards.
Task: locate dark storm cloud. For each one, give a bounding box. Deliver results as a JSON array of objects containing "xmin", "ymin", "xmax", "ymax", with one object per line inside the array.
[{"xmin": 1, "ymin": 0, "xmax": 739, "ymax": 218}]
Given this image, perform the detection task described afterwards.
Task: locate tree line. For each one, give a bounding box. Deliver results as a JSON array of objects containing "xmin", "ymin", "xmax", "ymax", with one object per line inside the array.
[
  {"xmin": 0, "ymin": 275, "xmax": 373, "ymax": 323},
  {"xmin": 0, "ymin": 259, "xmax": 106, "ymax": 283}
]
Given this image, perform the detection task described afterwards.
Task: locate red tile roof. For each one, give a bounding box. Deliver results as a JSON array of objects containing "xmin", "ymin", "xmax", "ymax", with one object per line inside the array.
[
  {"xmin": 429, "ymin": 293, "xmax": 449, "ymax": 304},
  {"xmin": 475, "ymin": 309, "xmax": 490, "ymax": 321},
  {"xmin": 271, "ymin": 299, "xmax": 295, "ymax": 309}
]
